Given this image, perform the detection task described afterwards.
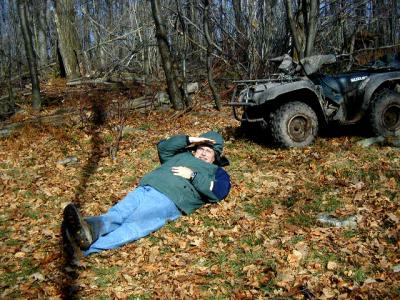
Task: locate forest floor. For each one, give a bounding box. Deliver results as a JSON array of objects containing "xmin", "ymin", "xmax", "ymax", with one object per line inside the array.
[{"xmin": 0, "ymin": 80, "xmax": 399, "ymax": 299}]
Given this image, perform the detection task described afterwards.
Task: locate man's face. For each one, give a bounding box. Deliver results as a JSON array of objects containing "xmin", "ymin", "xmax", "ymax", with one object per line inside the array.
[{"xmin": 194, "ymin": 145, "xmax": 215, "ymax": 164}]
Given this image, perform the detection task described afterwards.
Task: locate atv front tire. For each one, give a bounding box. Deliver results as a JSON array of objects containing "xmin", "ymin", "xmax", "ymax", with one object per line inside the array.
[
  {"xmin": 269, "ymin": 101, "xmax": 318, "ymax": 148},
  {"xmin": 370, "ymin": 90, "xmax": 400, "ymax": 136}
]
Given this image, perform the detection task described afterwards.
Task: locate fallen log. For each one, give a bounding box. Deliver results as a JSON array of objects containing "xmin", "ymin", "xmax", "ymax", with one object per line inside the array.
[
  {"xmin": 66, "ymin": 78, "xmax": 116, "ymax": 86},
  {"xmin": 0, "ymin": 96, "xmax": 154, "ymax": 138},
  {"xmin": 0, "ymin": 108, "xmax": 79, "ymax": 138}
]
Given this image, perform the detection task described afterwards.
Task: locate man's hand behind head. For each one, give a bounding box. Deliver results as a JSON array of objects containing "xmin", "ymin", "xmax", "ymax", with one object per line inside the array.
[{"xmin": 188, "ymin": 136, "xmax": 216, "ymax": 146}]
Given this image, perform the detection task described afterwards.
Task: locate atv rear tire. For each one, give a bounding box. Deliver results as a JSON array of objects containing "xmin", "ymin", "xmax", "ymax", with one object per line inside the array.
[
  {"xmin": 269, "ymin": 101, "xmax": 318, "ymax": 148},
  {"xmin": 370, "ymin": 90, "xmax": 400, "ymax": 136}
]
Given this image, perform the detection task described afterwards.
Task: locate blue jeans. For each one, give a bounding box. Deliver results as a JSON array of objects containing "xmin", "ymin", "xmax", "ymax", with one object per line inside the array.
[{"xmin": 83, "ymin": 186, "xmax": 181, "ymax": 256}]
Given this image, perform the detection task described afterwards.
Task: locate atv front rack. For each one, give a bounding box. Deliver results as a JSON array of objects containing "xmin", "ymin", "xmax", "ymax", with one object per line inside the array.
[{"xmin": 229, "ymin": 75, "xmax": 300, "ymax": 122}]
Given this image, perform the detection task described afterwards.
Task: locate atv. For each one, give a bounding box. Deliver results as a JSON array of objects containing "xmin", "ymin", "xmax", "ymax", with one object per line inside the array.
[{"xmin": 229, "ymin": 54, "xmax": 400, "ymax": 147}]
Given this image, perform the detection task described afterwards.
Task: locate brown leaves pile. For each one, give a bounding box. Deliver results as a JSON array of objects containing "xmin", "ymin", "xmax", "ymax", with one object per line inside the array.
[{"xmin": 0, "ymin": 96, "xmax": 399, "ymax": 299}]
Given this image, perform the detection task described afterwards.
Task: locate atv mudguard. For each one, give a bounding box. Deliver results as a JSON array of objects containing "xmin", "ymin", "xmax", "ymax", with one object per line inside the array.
[
  {"xmin": 255, "ymin": 79, "xmax": 319, "ymax": 104},
  {"xmin": 254, "ymin": 79, "xmax": 328, "ymax": 122},
  {"xmin": 362, "ymin": 71, "xmax": 400, "ymax": 111}
]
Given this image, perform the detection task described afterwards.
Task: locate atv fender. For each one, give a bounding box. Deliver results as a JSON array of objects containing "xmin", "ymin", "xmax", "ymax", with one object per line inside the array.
[
  {"xmin": 256, "ymin": 80, "xmax": 328, "ymax": 122},
  {"xmin": 362, "ymin": 71, "xmax": 400, "ymax": 111},
  {"xmin": 256, "ymin": 80, "xmax": 317, "ymax": 102}
]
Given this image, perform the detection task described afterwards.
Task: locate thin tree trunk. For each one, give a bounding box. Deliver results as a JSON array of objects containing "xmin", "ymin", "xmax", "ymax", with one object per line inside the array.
[
  {"xmin": 285, "ymin": 0, "xmax": 304, "ymax": 58},
  {"xmin": 390, "ymin": 0, "xmax": 398, "ymax": 44},
  {"xmin": 34, "ymin": 0, "xmax": 49, "ymax": 66},
  {"xmin": 304, "ymin": 0, "xmax": 319, "ymax": 57},
  {"xmin": 150, "ymin": 0, "xmax": 183, "ymax": 110},
  {"xmin": 203, "ymin": 0, "xmax": 221, "ymax": 110},
  {"xmin": 285, "ymin": 0, "xmax": 319, "ymax": 59},
  {"xmin": 17, "ymin": 0, "xmax": 41, "ymax": 110},
  {"xmin": 232, "ymin": 0, "xmax": 249, "ymax": 66}
]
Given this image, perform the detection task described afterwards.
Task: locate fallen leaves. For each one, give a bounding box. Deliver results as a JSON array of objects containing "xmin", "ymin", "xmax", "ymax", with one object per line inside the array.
[{"xmin": 1, "ymin": 98, "xmax": 399, "ymax": 299}]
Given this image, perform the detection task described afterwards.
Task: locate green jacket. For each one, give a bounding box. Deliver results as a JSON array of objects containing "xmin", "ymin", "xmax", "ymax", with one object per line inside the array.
[{"xmin": 140, "ymin": 135, "xmax": 230, "ymax": 214}]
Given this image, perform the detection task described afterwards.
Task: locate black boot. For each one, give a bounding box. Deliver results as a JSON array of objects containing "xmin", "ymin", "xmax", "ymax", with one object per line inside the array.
[{"xmin": 63, "ymin": 203, "xmax": 93, "ymax": 251}]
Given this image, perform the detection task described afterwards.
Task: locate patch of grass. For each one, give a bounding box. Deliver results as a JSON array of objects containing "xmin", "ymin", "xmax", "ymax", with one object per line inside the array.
[
  {"xmin": 138, "ymin": 123, "xmax": 151, "ymax": 130},
  {"xmin": 229, "ymin": 248, "xmax": 269, "ymax": 275},
  {"xmin": 6, "ymin": 168, "xmax": 20, "ymax": 178},
  {"xmin": 22, "ymin": 190, "xmax": 35, "ymax": 199},
  {"xmin": 213, "ymin": 253, "xmax": 229, "ymax": 266},
  {"xmin": 6, "ymin": 239, "xmax": 22, "ymax": 246},
  {"xmin": 199, "ymin": 215, "xmax": 221, "ymax": 228},
  {"xmin": 0, "ymin": 228, "xmax": 10, "ymax": 239},
  {"xmin": 352, "ymin": 267, "xmax": 367, "ymax": 284},
  {"xmin": 244, "ymin": 198, "xmax": 273, "ymax": 217},
  {"xmin": 287, "ymin": 213, "xmax": 315, "ymax": 227},
  {"xmin": 93, "ymin": 266, "xmax": 119, "ymax": 276},
  {"xmin": 260, "ymin": 279, "xmax": 277, "ymax": 293},
  {"xmin": 308, "ymin": 248, "xmax": 340, "ymax": 268},
  {"xmin": 140, "ymin": 149, "xmax": 153, "ymax": 160},
  {"xmin": 128, "ymin": 295, "xmax": 152, "ymax": 300},
  {"xmin": 241, "ymin": 235, "xmax": 263, "ymax": 247},
  {"xmin": 386, "ymin": 236, "xmax": 397, "ymax": 245},
  {"xmin": 289, "ymin": 235, "xmax": 305, "ymax": 244},
  {"xmin": 358, "ymin": 168, "xmax": 380, "ymax": 183},
  {"xmin": 304, "ymin": 197, "xmax": 342, "ymax": 213},
  {"xmin": 103, "ymin": 134, "xmax": 114, "ymax": 143},
  {"xmin": 102, "ymin": 165, "xmax": 119, "ymax": 174},
  {"xmin": 306, "ymin": 183, "xmax": 333, "ymax": 197},
  {"xmin": 0, "ymin": 215, "xmax": 10, "ymax": 238},
  {"xmin": 147, "ymin": 235, "xmax": 162, "ymax": 244},
  {"xmin": 22, "ymin": 205, "xmax": 39, "ymax": 220},
  {"xmin": 205, "ymin": 295, "xmax": 230, "ymax": 300},
  {"xmin": 93, "ymin": 266, "xmax": 120, "ymax": 287},
  {"xmin": 384, "ymin": 190, "xmax": 398, "ymax": 202},
  {"xmin": 164, "ymin": 222, "xmax": 188, "ymax": 234},
  {"xmin": 0, "ymin": 162, "xmax": 11, "ymax": 168},
  {"xmin": 92, "ymin": 296, "xmax": 110, "ymax": 300},
  {"xmin": 1, "ymin": 258, "xmax": 39, "ymax": 287},
  {"xmin": 282, "ymin": 195, "xmax": 298, "ymax": 208},
  {"xmin": 245, "ymin": 181, "xmax": 257, "ymax": 189},
  {"xmin": 122, "ymin": 175, "xmax": 137, "ymax": 187},
  {"xmin": 342, "ymin": 229, "xmax": 358, "ymax": 239},
  {"xmin": 390, "ymin": 286, "xmax": 400, "ymax": 297}
]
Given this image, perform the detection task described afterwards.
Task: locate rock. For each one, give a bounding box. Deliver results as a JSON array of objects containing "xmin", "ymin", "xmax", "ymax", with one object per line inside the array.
[
  {"xmin": 57, "ymin": 156, "xmax": 79, "ymax": 166},
  {"xmin": 357, "ymin": 136, "xmax": 385, "ymax": 147},
  {"xmin": 393, "ymin": 265, "xmax": 400, "ymax": 273},
  {"xmin": 317, "ymin": 214, "xmax": 358, "ymax": 228},
  {"xmin": 0, "ymin": 128, "xmax": 12, "ymax": 138},
  {"xmin": 327, "ymin": 261, "xmax": 338, "ymax": 270},
  {"xmin": 357, "ymin": 130, "xmax": 400, "ymax": 148},
  {"xmin": 186, "ymin": 82, "xmax": 199, "ymax": 94},
  {"xmin": 31, "ymin": 272, "xmax": 45, "ymax": 282},
  {"xmin": 156, "ymin": 92, "xmax": 170, "ymax": 105}
]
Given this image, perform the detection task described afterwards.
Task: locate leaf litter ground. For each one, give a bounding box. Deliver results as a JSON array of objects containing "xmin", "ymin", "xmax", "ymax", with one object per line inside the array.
[{"xmin": 0, "ymin": 98, "xmax": 399, "ymax": 299}]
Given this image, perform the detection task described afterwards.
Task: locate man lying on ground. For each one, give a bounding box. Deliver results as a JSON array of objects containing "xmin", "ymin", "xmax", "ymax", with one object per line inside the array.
[{"xmin": 63, "ymin": 131, "xmax": 231, "ymax": 256}]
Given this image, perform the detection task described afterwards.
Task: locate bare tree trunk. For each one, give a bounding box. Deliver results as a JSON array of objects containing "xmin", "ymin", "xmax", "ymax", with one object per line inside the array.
[
  {"xmin": 150, "ymin": 0, "xmax": 183, "ymax": 110},
  {"xmin": 304, "ymin": 0, "xmax": 319, "ymax": 57},
  {"xmin": 17, "ymin": 0, "xmax": 41, "ymax": 110},
  {"xmin": 186, "ymin": 0, "xmax": 197, "ymax": 53},
  {"xmin": 390, "ymin": 0, "xmax": 398, "ymax": 44},
  {"xmin": 175, "ymin": 0, "xmax": 191, "ymax": 107},
  {"xmin": 32, "ymin": 0, "xmax": 49, "ymax": 66},
  {"xmin": 54, "ymin": 0, "xmax": 83, "ymax": 80},
  {"xmin": 203, "ymin": 0, "xmax": 221, "ymax": 110},
  {"xmin": 232, "ymin": 0, "xmax": 249, "ymax": 66},
  {"xmin": 284, "ymin": 0, "xmax": 319, "ymax": 59},
  {"xmin": 285, "ymin": 0, "xmax": 304, "ymax": 58}
]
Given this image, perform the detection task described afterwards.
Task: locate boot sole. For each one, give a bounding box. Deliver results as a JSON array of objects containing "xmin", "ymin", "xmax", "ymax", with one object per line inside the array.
[{"xmin": 63, "ymin": 204, "xmax": 93, "ymax": 250}]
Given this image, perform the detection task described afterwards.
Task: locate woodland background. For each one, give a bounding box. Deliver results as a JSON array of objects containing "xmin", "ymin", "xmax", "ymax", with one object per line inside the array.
[
  {"xmin": 0, "ymin": 0, "xmax": 399, "ymax": 112},
  {"xmin": 0, "ymin": 0, "xmax": 399, "ymax": 299}
]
